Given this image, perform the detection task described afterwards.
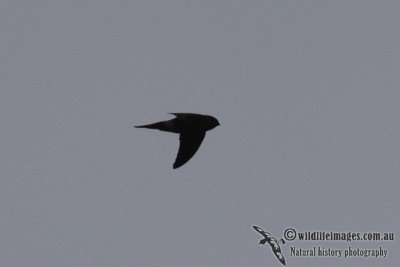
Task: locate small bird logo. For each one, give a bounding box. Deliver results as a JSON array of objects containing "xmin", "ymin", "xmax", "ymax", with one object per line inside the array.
[
  {"xmin": 135, "ymin": 113, "xmax": 220, "ymax": 169},
  {"xmin": 253, "ymin": 225, "xmax": 286, "ymax": 265}
]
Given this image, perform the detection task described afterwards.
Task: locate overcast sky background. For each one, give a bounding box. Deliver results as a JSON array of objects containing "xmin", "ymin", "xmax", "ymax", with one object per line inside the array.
[{"xmin": 1, "ymin": 0, "xmax": 399, "ymax": 266}]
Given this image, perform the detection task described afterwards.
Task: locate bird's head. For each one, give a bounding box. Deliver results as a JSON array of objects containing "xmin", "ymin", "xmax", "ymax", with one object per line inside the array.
[{"xmin": 204, "ymin": 115, "xmax": 220, "ymax": 130}]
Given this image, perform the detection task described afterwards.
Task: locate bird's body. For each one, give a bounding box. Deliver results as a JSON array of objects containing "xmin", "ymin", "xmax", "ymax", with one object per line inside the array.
[
  {"xmin": 135, "ymin": 113, "xmax": 219, "ymax": 169},
  {"xmin": 253, "ymin": 225, "xmax": 286, "ymax": 265}
]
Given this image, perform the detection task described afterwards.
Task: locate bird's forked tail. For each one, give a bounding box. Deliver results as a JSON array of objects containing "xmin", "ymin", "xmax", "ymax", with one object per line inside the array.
[{"xmin": 134, "ymin": 120, "xmax": 175, "ymax": 132}]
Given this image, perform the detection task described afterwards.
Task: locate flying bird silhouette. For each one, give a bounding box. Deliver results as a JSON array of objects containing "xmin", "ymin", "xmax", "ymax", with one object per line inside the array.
[
  {"xmin": 253, "ymin": 225, "xmax": 286, "ymax": 266},
  {"xmin": 135, "ymin": 113, "xmax": 219, "ymax": 169}
]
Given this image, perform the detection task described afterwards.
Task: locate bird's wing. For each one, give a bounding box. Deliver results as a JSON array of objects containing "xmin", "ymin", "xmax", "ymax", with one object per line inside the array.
[
  {"xmin": 270, "ymin": 241, "xmax": 286, "ymax": 265},
  {"xmin": 253, "ymin": 226, "xmax": 273, "ymax": 238},
  {"xmin": 173, "ymin": 131, "xmax": 206, "ymax": 169},
  {"xmin": 169, "ymin": 113, "xmax": 191, "ymax": 118}
]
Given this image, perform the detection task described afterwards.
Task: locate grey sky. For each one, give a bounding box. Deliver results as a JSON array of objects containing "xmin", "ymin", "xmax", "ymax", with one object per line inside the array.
[{"xmin": 1, "ymin": 0, "xmax": 399, "ymax": 266}]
